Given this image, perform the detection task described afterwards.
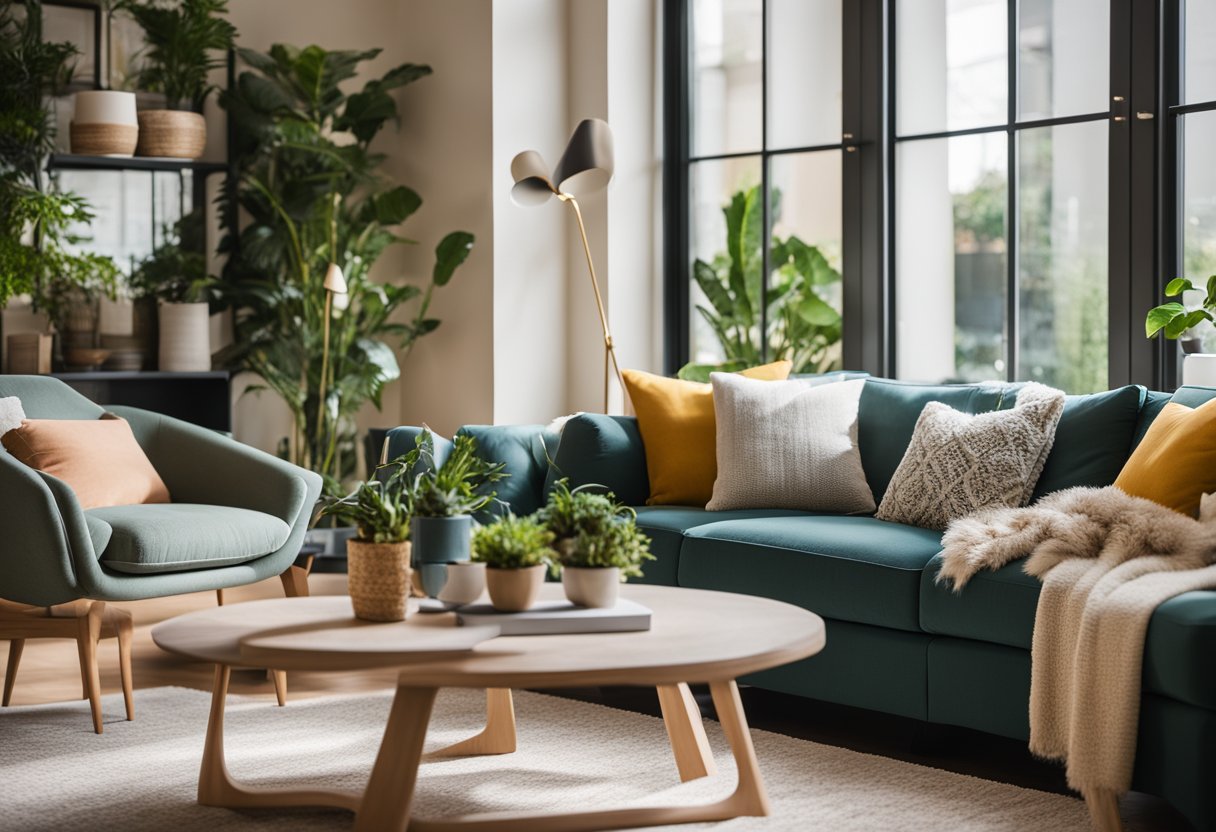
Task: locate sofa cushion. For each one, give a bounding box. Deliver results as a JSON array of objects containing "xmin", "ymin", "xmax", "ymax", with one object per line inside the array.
[
  {"xmin": 1031, "ymin": 385, "xmax": 1144, "ymax": 500},
  {"xmin": 679, "ymin": 515, "xmax": 944, "ymax": 631},
  {"xmin": 857, "ymin": 379, "xmax": 1013, "ymax": 504},
  {"xmin": 920, "ymin": 554, "xmax": 1216, "ymax": 710},
  {"xmin": 1132, "ymin": 390, "xmax": 1173, "ymax": 450},
  {"xmin": 546, "ymin": 414, "xmax": 649, "ymax": 505},
  {"xmin": 89, "ymin": 504, "xmax": 290, "ymax": 575},
  {"xmin": 631, "ymin": 506, "xmax": 812, "ymax": 587},
  {"xmin": 456, "ymin": 424, "xmax": 552, "ymax": 517}
]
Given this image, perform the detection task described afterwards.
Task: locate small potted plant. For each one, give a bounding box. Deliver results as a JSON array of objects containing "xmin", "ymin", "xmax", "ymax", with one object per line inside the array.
[
  {"xmin": 1146, "ymin": 274, "xmax": 1216, "ymax": 385},
  {"xmin": 116, "ymin": 0, "xmax": 236, "ymax": 158},
  {"xmin": 319, "ymin": 456, "xmax": 412, "ymax": 621},
  {"xmin": 537, "ymin": 480, "xmax": 653, "ymax": 608},
  {"xmin": 402, "ymin": 431, "xmax": 507, "ymax": 598},
  {"xmin": 471, "ymin": 514, "xmax": 554, "ymax": 612}
]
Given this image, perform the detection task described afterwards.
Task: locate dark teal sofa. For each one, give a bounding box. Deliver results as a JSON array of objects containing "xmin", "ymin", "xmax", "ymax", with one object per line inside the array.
[{"xmin": 385, "ymin": 379, "xmax": 1216, "ymax": 831}]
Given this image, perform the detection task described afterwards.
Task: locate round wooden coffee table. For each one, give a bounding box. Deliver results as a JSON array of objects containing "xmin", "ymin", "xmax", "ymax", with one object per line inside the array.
[{"xmin": 152, "ymin": 584, "xmax": 824, "ymax": 832}]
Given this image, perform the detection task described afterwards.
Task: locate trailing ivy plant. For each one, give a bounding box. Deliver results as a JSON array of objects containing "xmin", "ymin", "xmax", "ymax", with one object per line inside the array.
[
  {"xmin": 218, "ymin": 45, "xmax": 474, "ymax": 492},
  {"xmin": 115, "ymin": 0, "xmax": 236, "ymax": 111},
  {"xmin": 679, "ymin": 183, "xmax": 842, "ymax": 382},
  {"xmin": 0, "ymin": 2, "xmax": 119, "ymax": 319}
]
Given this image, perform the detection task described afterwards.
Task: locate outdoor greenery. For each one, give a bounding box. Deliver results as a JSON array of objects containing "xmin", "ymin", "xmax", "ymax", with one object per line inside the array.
[
  {"xmin": 471, "ymin": 514, "xmax": 555, "ymax": 571},
  {"xmin": 318, "ymin": 453, "xmax": 413, "ymax": 543},
  {"xmin": 218, "ymin": 45, "xmax": 474, "ymax": 491},
  {"xmin": 115, "ymin": 0, "xmax": 236, "ymax": 111},
  {"xmin": 535, "ymin": 479, "xmax": 652, "ymax": 578},
  {"xmin": 0, "ymin": 1, "xmax": 119, "ymax": 316},
  {"xmin": 1146, "ymin": 275, "xmax": 1216, "ymax": 341},
  {"xmin": 681, "ymin": 183, "xmax": 842, "ymax": 382},
  {"xmin": 401, "ymin": 431, "xmax": 507, "ymax": 519}
]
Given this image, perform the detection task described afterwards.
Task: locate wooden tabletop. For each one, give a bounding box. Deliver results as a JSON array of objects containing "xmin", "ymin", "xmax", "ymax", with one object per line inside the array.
[{"xmin": 151, "ymin": 585, "xmax": 825, "ymax": 689}]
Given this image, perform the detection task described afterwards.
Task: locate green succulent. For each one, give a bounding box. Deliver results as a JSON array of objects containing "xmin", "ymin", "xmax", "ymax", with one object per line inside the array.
[{"xmin": 472, "ymin": 514, "xmax": 555, "ymax": 571}]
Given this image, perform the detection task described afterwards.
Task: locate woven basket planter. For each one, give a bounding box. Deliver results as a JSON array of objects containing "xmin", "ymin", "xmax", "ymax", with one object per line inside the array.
[
  {"xmin": 136, "ymin": 110, "xmax": 206, "ymax": 159},
  {"xmin": 70, "ymin": 122, "xmax": 138, "ymax": 156},
  {"xmin": 347, "ymin": 540, "xmax": 412, "ymax": 622}
]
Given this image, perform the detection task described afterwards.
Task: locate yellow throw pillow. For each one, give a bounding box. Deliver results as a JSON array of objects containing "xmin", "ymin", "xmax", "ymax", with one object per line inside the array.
[
  {"xmin": 1114, "ymin": 400, "xmax": 1216, "ymax": 516},
  {"xmin": 623, "ymin": 361, "xmax": 792, "ymax": 506}
]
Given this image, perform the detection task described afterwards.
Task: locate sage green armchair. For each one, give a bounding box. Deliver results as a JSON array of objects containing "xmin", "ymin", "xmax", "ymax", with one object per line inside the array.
[{"xmin": 0, "ymin": 376, "xmax": 322, "ymax": 607}]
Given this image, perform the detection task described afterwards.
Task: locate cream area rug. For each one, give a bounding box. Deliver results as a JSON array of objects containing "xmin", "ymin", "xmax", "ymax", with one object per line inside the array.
[{"xmin": 0, "ymin": 686, "xmax": 1089, "ymax": 831}]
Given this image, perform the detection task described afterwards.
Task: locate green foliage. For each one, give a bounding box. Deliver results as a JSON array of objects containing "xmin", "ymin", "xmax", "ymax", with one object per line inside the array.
[
  {"xmin": 1145, "ymin": 275, "xmax": 1216, "ymax": 340},
  {"xmin": 401, "ymin": 432, "xmax": 508, "ymax": 519},
  {"xmin": 115, "ymin": 0, "xmax": 236, "ymax": 111},
  {"xmin": 537, "ymin": 480, "xmax": 653, "ymax": 578},
  {"xmin": 217, "ymin": 44, "xmax": 474, "ymax": 488},
  {"xmin": 127, "ymin": 213, "xmax": 219, "ymax": 304},
  {"xmin": 471, "ymin": 514, "xmax": 555, "ymax": 571},
  {"xmin": 679, "ymin": 184, "xmax": 842, "ymax": 382},
  {"xmin": 318, "ymin": 453, "xmax": 413, "ymax": 543},
  {"xmin": 0, "ymin": 2, "xmax": 119, "ymax": 313}
]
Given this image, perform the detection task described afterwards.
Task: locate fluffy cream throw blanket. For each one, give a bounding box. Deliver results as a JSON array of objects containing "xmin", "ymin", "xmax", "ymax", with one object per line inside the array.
[{"xmin": 939, "ymin": 486, "xmax": 1216, "ymax": 798}]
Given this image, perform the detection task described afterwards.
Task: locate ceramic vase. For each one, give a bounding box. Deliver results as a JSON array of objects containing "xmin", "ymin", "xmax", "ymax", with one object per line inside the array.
[
  {"xmin": 437, "ymin": 562, "xmax": 487, "ymax": 608},
  {"xmin": 486, "ymin": 565, "xmax": 545, "ymax": 612},
  {"xmin": 1182, "ymin": 353, "xmax": 1216, "ymax": 388},
  {"xmin": 70, "ymin": 91, "xmax": 138, "ymax": 156},
  {"xmin": 411, "ymin": 515, "xmax": 473, "ymax": 598},
  {"xmin": 562, "ymin": 566, "xmax": 621, "ymax": 608},
  {"xmin": 347, "ymin": 540, "xmax": 411, "ymax": 622},
  {"xmin": 158, "ymin": 302, "xmax": 211, "ymax": 371}
]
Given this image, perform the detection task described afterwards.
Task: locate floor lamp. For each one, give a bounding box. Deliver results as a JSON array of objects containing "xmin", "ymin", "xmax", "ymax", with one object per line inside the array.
[{"xmin": 511, "ymin": 118, "xmax": 623, "ymax": 412}]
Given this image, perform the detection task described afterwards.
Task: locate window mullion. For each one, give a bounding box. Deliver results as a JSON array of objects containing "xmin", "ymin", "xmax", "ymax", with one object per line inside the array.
[
  {"xmin": 760, "ymin": 0, "xmax": 771, "ymax": 364},
  {"xmin": 1006, "ymin": 0, "xmax": 1019, "ymax": 383}
]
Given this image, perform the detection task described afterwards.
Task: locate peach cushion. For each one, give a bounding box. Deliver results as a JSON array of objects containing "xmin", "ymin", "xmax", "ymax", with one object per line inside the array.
[{"xmin": 1, "ymin": 418, "xmax": 170, "ymax": 509}]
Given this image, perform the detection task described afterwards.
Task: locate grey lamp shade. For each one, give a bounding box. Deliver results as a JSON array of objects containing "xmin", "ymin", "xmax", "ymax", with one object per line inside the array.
[{"xmin": 510, "ymin": 118, "xmax": 614, "ymax": 207}]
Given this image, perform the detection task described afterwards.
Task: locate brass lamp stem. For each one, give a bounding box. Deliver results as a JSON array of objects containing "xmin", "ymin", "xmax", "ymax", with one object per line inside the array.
[
  {"xmin": 559, "ymin": 193, "xmax": 624, "ymax": 412},
  {"xmin": 317, "ymin": 290, "xmax": 333, "ymax": 456}
]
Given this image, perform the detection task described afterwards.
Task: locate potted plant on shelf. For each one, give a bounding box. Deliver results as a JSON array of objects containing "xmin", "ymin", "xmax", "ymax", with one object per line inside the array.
[
  {"xmin": 115, "ymin": 0, "xmax": 236, "ymax": 158},
  {"xmin": 537, "ymin": 480, "xmax": 653, "ymax": 608},
  {"xmin": 128, "ymin": 215, "xmax": 218, "ymax": 372},
  {"xmin": 319, "ymin": 455, "xmax": 413, "ymax": 621},
  {"xmin": 471, "ymin": 515, "xmax": 555, "ymax": 613},
  {"xmin": 1146, "ymin": 274, "xmax": 1216, "ymax": 386},
  {"xmin": 401, "ymin": 431, "xmax": 507, "ymax": 599}
]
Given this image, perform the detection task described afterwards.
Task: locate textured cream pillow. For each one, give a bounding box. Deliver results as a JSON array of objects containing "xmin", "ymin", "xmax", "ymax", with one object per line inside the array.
[
  {"xmin": 0, "ymin": 397, "xmax": 25, "ymax": 434},
  {"xmin": 707, "ymin": 375, "xmax": 875, "ymax": 513},
  {"xmin": 875, "ymin": 382, "xmax": 1066, "ymax": 530}
]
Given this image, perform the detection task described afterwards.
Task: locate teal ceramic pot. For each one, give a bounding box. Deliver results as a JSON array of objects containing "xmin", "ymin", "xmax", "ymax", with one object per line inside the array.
[{"xmin": 410, "ymin": 515, "xmax": 473, "ymax": 597}]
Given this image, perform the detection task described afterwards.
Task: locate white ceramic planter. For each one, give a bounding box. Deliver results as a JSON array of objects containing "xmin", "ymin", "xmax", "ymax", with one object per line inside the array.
[
  {"xmin": 1183, "ymin": 353, "xmax": 1216, "ymax": 388},
  {"xmin": 70, "ymin": 91, "xmax": 138, "ymax": 156},
  {"xmin": 562, "ymin": 566, "xmax": 621, "ymax": 608},
  {"xmin": 437, "ymin": 562, "xmax": 487, "ymax": 608},
  {"xmin": 486, "ymin": 565, "xmax": 545, "ymax": 612},
  {"xmin": 158, "ymin": 302, "xmax": 211, "ymax": 371}
]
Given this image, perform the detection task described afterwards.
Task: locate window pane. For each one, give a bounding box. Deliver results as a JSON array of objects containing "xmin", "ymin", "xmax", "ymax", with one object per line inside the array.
[
  {"xmin": 1018, "ymin": 0, "xmax": 1109, "ymax": 120},
  {"xmin": 1184, "ymin": 0, "xmax": 1216, "ymax": 105},
  {"xmin": 896, "ymin": 134, "xmax": 1008, "ymax": 382},
  {"xmin": 1183, "ymin": 112, "xmax": 1216, "ymax": 349},
  {"xmin": 767, "ymin": 0, "xmax": 841, "ymax": 149},
  {"xmin": 691, "ymin": 0, "xmax": 762, "ymax": 157},
  {"xmin": 689, "ymin": 156, "xmax": 763, "ymax": 369},
  {"xmin": 768, "ymin": 151, "xmax": 843, "ymax": 372},
  {"xmin": 896, "ymin": 0, "xmax": 1007, "ymax": 136},
  {"xmin": 1017, "ymin": 122, "xmax": 1108, "ymax": 393}
]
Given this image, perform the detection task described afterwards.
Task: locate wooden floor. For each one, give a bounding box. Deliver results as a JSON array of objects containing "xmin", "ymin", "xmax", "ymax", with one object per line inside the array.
[{"xmin": 0, "ymin": 574, "xmax": 1194, "ymax": 831}]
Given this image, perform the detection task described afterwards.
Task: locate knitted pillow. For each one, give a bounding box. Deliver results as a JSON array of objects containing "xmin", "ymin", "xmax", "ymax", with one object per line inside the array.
[
  {"xmin": 875, "ymin": 383, "xmax": 1066, "ymax": 530},
  {"xmin": 708, "ymin": 375, "xmax": 875, "ymax": 513}
]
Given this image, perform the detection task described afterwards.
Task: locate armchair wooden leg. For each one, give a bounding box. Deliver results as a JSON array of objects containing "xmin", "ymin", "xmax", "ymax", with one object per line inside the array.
[
  {"xmin": 76, "ymin": 602, "xmax": 105, "ymax": 734},
  {"xmin": 117, "ymin": 615, "xmax": 134, "ymax": 721},
  {"xmin": 3, "ymin": 638, "xmax": 23, "ymax": 706},
  {"xmin": 279, "ymin": 557, "xmax": 314, "ymax": 599},
  {"xmin": 216, "ymin": 590, "xmax": 225, "ymax": 606}
]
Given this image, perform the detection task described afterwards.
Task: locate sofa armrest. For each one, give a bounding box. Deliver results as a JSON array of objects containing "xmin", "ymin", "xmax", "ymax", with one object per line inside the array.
[
  {"xmin": 0, "ymin": 452, "xmax": 82, "ymax": 606},
  {"xmin": 109, "ymin": 406, "xmax": 323, "ymax": 529},
  {"xmin": 547, "ymin": 414, "xmax": 649, "ymax": 505}
]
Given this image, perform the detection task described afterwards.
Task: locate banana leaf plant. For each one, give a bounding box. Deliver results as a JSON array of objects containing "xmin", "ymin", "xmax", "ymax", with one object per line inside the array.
[
  {"xmin": 217, "ymin": 45, "xmax": 473, "ymax": 493},
  {"xmin": 679, "ymin": 184, "xmax": 842, "ymax": 382}
]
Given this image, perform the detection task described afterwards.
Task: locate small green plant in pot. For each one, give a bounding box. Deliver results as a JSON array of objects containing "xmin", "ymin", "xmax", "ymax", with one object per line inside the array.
[
  {"xmin": 402, "ymin": 431, "xmax": 508, "ymax": 598},
  {"xmin": 471, "ymin": 514, "xmax": 555, "ymax": 612},
  {"xmin": 1146, "ymin": 275, "xmax": 1216, "ymax": 353},
  {"xmin": 320, "ymin": 455, "xmax": 414, "ymax": 621},
  {"xmin": 538, "ymin": 480, "xmax": 653, "ymax": 608}
]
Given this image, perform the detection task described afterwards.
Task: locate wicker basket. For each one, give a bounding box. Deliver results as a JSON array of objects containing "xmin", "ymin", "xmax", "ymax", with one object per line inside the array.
[
  {"xmin": 347, "ymin": 540, "xmax": 412, "ymax": 622},
  {"xmin": 70, "ymin": 122, "xmax": 138, "ymax": 156},
  {"xmin": 136, "ymin": 110, "xmax": 206, "ymax": 159}
]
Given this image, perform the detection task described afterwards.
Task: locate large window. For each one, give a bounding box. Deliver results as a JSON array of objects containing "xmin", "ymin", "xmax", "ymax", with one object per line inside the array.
[{"xmin": 665, "ymin": 0, "xmax": 1216, "ymax": 392}]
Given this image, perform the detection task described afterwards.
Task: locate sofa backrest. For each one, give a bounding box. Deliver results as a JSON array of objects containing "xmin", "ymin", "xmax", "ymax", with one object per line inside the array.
[{"xmin": 0, "ymin": 376, "xmax": 104, "ymax": 420}]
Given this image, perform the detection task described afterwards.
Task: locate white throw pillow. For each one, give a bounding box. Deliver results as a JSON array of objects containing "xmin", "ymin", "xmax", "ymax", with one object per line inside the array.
[
  {"xmin": 875, "ymin": 382, "xmax": 1066, "ymax": 530},
  {"xmin": 0, "ymin": 397, "xmax": 26, "ymax": 435},
  {"xmin": 707, "ymin": 375, "xmax": 875, "ymax": 513}
]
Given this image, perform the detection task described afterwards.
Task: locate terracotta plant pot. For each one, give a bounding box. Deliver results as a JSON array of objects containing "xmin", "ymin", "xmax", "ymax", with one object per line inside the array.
[
  {"xmin": 562, "ymin": 566, "xmax": 621, "ymax": 608},
  {"xmin": 347, "ymin": 540, "xmax": 412, "ymax": 622},
  {"xmin": 71, "ymin": 91, "xmax": 138, "ymax": 156},
  {"xmin": 158, "ymin": 302, "xmax": 211, "ymax": 371},
  {"xmin": 485, "ymin": 565, "xmax": 546, "ymax": 612},
  {"xmin": 136, "ymin": 110, "xmax": 206, "ymax": 159}
]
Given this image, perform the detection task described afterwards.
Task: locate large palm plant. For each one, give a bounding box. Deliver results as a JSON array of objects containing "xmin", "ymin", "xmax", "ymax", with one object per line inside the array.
[{"xmin": 219, "ymin": 45, "xmax": 473, "ymax": 492}]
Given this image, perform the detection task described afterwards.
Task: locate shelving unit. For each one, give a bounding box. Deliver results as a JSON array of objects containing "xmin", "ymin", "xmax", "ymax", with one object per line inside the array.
[
  {"xmin": 53, "ymin": 371, "xmax": 232, "ymax": 432},
  {"xmin": 47, "ymin": 153, "xmax": 228, "ymax": 176}
]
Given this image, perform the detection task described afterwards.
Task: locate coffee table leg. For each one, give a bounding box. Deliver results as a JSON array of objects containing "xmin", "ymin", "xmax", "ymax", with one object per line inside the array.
[
  {"xmin": 355, "ymin": 683, "xmax": 438, "ymax": 832},
  {"xmin": 197, "ymin": 664, "xmax": 361, "ymax": 812},
  {"xmin": 657, "ymin": 683, "xmax": 717, "ymax": 782},
  {"xmin": 429, "ymin": 688, "xmax": 516, "ymax": 758}
]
